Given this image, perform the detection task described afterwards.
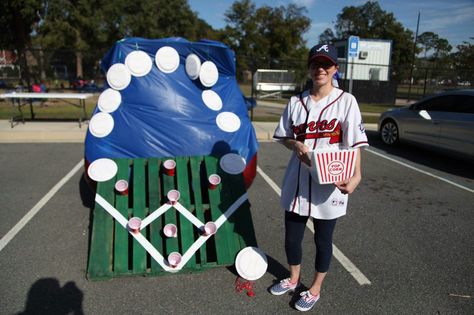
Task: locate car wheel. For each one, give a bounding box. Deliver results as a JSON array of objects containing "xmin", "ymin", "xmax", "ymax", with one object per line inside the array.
[{"xmin": 380, "ymin": 120, "xmax": 399, "ymax": 145}]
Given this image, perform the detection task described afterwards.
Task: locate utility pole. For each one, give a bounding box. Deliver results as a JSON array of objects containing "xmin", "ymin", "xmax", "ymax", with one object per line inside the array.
[{"xmin": 407, "ymin": 11, "xmax": 420, "ymax": 103}]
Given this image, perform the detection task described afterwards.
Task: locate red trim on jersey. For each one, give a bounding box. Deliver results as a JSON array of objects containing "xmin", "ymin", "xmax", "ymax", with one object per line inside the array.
[
  {"xmin": 273, "ymin": 136, "xmax": 294, "ymax": 140},
  {"xmin": 299, "ymin": 93, "xmax": 309, "ymax": 114},
  {"xmin": 312, "ymin": 91, "xmax": 345, "ymax": 150},
  {"xmin": 290, "ymin": 93, "xmax": 310, "ymax": 213},
  {"xmin": 351, "ymin": 141, "xmax": 368, "ymax": 147},
  {"xmin": 316, "ymin": 91, "xmax": 345, "ymax": 122},
  {"xmin": 296, "ymin": 123, "xmax": 343, "ymax": 144}
]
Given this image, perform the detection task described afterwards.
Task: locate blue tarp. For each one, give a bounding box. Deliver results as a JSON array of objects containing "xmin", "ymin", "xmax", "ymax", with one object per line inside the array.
[{"xmin": 84, "ymin": 37, "xmax": 258, "ymax": 165}]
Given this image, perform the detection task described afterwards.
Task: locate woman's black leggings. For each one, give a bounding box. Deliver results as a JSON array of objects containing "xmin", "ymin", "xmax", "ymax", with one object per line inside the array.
[{"xmin": 284, "ymin": 211, "xmax": 337, "ymax": 273}]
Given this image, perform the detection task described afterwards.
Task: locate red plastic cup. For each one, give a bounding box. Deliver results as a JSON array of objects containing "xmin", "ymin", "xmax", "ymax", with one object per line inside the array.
[
  {"xmin": 163, "ymin": 159, "xmax": 176, "ymax": 176},
  {"xmin": 203, "ymin": 221, "xmax": 217, "ymax": 236},
  {"xmin": 208, "ymin": 174, "xmax": 221, "ymax": 189},
  {"xmin": 128, "ymin": 217, "xmax": 141, "ymax": 234},
  {"xmin": 168, "ymin": 252, "xmax": 182, "ymax": 268},
  {"xmin": 167, "ymin": 190, "xmax": 180, "ymax": 205},
  {"xmin": 163, "ymin": 223, "xmax": 178, "ymax": 238},
  {"xmin": 115, "ymin": 179, "xmax": 129, "ymax": 195}
]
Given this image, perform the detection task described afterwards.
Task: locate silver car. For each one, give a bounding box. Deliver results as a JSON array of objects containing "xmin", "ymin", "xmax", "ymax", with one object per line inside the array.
[{"xmin": 379, "ymin": 89, "xmax": 474, "ymax": 159}]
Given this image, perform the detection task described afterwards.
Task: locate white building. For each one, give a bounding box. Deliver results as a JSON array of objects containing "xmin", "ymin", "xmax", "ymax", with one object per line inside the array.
[{"xmin": 334, "ymin": 38, "xmax": 392, "ymax": 81}]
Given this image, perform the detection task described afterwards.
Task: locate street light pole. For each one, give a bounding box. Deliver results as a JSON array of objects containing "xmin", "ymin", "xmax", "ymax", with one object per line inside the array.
[{"xmin": 407, "ymin": 11, "xmax": 420, "ymax": 103}]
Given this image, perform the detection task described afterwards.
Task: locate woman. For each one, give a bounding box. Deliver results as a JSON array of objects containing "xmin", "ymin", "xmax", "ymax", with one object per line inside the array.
[{"xmin": 270, "ymin": 43, "xmax": 369, "ymax": 312}]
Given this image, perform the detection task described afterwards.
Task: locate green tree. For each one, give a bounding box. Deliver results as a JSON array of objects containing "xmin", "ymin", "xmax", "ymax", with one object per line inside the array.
[
  {"xmin": 36, "ymin": 0, "xmax": 104, "ymax": 79},
  {"xmin": 99, "ymin": 0, "xmax": 217, "ymax": 43},
  {"xmin": 432, "ymin": 38, "xmax": 451, "ymax": 59},
  {"xmin": 418, "ymin": 32, "xmax": 439, "ymax": 58},
  {"xmin": 0, "ymin": 0, "xmax": 43, "ymax": 86},
  {"xmin": 418, "ymin": 32, "xmax": 452, "ymax": 59},
  {"xmin": 222, "ymin": 0, "xmax": 258, "ymax": 72},
  {"xmin": 333, "ymin": 1, "xmax": 415, "ymax": 81},
  {"xmin": 222, "ymin": 0, "xmax": 310, "ymax": 79},
  {"xmin": 34, "ymin": 0, "xmax": 217, "ymax": 80},
  {"xmin": 452, "ymin": 40, "xmax": 474, "ymax": 85},
  {"xmin": 319, "ymin": 28, "xmax": 336, "ymax": 44}
]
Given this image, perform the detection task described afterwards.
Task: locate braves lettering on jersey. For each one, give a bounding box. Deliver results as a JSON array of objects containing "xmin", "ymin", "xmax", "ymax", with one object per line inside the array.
[{"xmin": 273, "ymin": 88, "xmax": 369, "ymax": 219}]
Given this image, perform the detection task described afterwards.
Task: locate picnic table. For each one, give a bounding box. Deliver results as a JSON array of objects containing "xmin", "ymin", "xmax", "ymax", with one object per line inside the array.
[
  {"xmin": 87, "ymin": 155, "xmax": 258, "ymax": 280},
  {"xmin": 0, "ymin": 92, "xmax": 94, "ymax": 128}
]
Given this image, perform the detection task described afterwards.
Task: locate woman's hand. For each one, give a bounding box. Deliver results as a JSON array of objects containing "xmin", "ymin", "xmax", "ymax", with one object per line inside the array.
[
  {"xmin": 283, "ymin": 139, "xmax": 311, "ymax": 166},
  {"xmin": 335, "ymin": 148, "xmax": 362, "ymax": 194},
  {"xmin": 294, "ymin": 141, "xmax": 311, "ymax": 166},
  {"xmin": 334, "ymin": 173, "xmax": 361, "ymax": 194}
]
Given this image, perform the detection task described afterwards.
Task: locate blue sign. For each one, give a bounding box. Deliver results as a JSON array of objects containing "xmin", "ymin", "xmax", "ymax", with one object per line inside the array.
[{"xmin": 348, "ymin": 36, "xmax": 359, "ymax": 58}]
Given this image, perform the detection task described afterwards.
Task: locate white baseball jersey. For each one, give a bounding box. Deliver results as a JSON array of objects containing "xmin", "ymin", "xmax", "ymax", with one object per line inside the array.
[{"xmin": 273, "ymin": 88, "xmax": 369, "ymax": 219}]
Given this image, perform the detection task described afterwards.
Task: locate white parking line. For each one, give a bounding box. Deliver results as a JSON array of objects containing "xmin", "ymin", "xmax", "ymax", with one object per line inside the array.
[
  {"xmin": 256, "ymin": 166, "xmax": 372, "ymax": 286},
  {"xmin": 0, "ymin": 159, "xmax": 84, "ymax": 253},
  {"xmin": 365, "ymin": 148, "xmax": 474, "ymax": 194}
]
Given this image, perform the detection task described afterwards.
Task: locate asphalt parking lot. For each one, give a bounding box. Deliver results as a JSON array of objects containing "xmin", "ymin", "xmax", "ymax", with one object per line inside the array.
[{"xmin": 0, "ymin": 131, "xmax": 473, "ymax": 314}]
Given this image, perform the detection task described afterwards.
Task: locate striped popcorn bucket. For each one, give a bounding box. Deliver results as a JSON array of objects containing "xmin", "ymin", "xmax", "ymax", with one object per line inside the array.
[{"xmin": 311, "ymin": 148, "xmax": 358, "ymax": 184}]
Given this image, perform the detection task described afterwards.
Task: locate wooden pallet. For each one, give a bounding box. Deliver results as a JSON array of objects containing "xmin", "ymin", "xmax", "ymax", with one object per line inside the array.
[{"xmin": 87, "ymin": 156, "xmax": 257, "ymax": 280}]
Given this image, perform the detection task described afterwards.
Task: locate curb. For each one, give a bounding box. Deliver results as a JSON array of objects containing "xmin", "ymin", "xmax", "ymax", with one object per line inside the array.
[{"xmin": 0, "ymin": 120, "xmax": 378, "ymax": 143}]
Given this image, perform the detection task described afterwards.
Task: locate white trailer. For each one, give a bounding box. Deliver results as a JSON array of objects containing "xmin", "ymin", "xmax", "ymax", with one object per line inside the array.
[{"xmin": 335, "ymin": 39, "xmax": 392, "ymax": 81}]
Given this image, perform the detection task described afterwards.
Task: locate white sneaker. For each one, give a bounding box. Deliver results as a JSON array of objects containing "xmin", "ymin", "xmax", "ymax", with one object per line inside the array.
[{"xmin": 270, "ymin": 278, "xmax": 300, "ymax": 296}]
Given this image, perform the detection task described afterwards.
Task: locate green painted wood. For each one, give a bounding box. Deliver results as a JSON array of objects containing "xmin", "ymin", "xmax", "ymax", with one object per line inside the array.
[
  {"xmin": 214, "ymin": 169, "xmax": 244, "ymax": 256},
  {"xmin": 113, "ymin": 159, "xmax": 131, "ymax": 274},
  {"xmin": 148, "ymin": 158, "xmax": 163, "ymax": 274},
  {"xmin": 87, "ymin": 176, "xmax": 115, "ymax": 279},
  {"xmin": 162, "ymin": 159, "xmax": 179, "ymax": 256},
  {"xmin": 132, "ymin": 159, "xmax": 147, "ymax": 273},
  {"xmin": 176, "ymin": 157, "xmax": 196, "ymax": 269},
  {"xmin": 88, "ymin": 155, "xmax": 257, "ymax": 279},
  {"xmin": 218, "ymin": 168, "xmax": 257, "ymax": 250},
  {"xmin": 189, "ymin": 156, "xmax": 207, "ymax": 265},
  {"xmin": 204, "ymin": 156, "xmax": 236, "ymax": 265}
]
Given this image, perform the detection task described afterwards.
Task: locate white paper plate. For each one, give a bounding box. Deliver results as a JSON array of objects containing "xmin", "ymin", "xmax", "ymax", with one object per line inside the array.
[
  {"xmin": 185, "ymin": 54, "xmax": 201, "ymax": 80},
  {"xmin": 155, "ymin": 46, "xmax": 180, "ymax": 73},
  {"xmin": 125, "ymin": 50, "xmax": 152, "ymax": 77},
  {"xmin": 199, "ymin": 61, "xmax": 218, "ymax": 87},
  {"xmin": 97, "ymin": 88, "xmax": 122, "ymax": 113},
  {"xmin": 202, "ymin": 90, "xmax": 222, "ymax": 111},
  {"xmin": 106, "ymin": 63, "xmax": 131, "ymax": 90},
  {"xmin": 219, "ymin": 153, "xmax": 246, "ymax": 175},
  {"xmin": 216, "ymin": 112, "xmax": 240, "ymax": 132},
  {"xmin": 235, "ymin": 247, "xmax": 268, "ymax": 281},
  {"xmin": 88, "ymin": 158, "xmax": 118, "ymax": 182},
  {"xmin": 89, "ymin": 112, "xmax": 114, "ymax": 138}
]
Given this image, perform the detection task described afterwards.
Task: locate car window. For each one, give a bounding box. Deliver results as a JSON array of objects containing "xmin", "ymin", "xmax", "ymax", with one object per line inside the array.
[
  {"xmin": 415, "ymin": 94, "xmax": 474, "ymax": 113},
  {"xmin": 419, "ymin": 95, "xmax": 455, "ymax": 112},
  {"xmin": 451, "ymin": 95, "xmax": 474, "ymax": 114}
]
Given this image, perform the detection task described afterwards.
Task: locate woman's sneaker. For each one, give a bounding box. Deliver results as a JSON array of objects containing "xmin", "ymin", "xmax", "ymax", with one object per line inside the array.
[
  {"xmin": 270, "ymin": 278, "xmax": 300, "ymax": 295},
  {"xmin": 295, "ymin": 290, "xmax": 320, "ymax": 311}
]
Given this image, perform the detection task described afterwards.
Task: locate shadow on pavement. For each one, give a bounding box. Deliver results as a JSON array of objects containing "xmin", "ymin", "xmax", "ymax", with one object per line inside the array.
[
  {"xmin": 365, "ymin": 130, "xmax": 474, "ymax": 180},
  {"xmin": 17, "ymin": 278, "xmax": 84, "ymax": 315},
  {"xmin": 79, "ymin": 172, "xmax": 95, "ymax": 209}
]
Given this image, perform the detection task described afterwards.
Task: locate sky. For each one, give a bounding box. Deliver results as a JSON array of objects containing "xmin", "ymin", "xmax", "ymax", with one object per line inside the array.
[{"xmin": 188, "ymin": 0, "xmax": 474, "ymax": 49}]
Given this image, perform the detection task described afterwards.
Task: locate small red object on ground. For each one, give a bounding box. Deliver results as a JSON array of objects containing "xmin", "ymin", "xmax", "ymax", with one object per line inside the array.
[{"xmin": 235, "ymin": 276, "xmax": 255, "ymax": 297}]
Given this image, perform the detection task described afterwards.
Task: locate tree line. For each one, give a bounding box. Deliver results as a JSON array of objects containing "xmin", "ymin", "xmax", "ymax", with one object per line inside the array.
[{"xmin": 1, "ymin": 0, "xmax": 472, "ymax": 86}]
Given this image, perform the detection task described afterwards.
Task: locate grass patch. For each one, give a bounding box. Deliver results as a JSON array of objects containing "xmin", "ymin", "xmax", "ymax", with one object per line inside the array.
[
  {"xmin": 359, "ymin": 103, "xmax": 397, "ymax": 113},
  {"xmin": 361, "ymin": 115, "xmax": 379, "ymax": 124},
  {"xmin": 0, "ymin": 95, "xmax": 99, "ymax": 120}
]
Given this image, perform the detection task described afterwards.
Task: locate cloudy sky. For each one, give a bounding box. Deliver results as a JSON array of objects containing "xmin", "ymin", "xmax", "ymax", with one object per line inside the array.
[{"xmin": 188, "ymin": 0, "xmax": 474, "ymax": 49}]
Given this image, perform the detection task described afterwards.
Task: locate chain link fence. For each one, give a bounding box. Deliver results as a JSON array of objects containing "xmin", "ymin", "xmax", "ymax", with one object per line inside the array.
[{"xmin": 1, "ymin": 48, "xmax": 472, "ymax": 103}]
